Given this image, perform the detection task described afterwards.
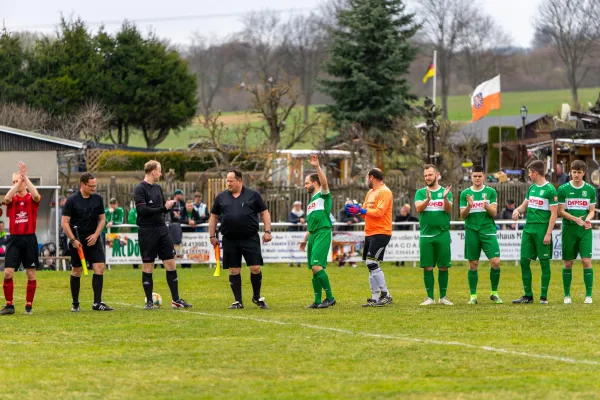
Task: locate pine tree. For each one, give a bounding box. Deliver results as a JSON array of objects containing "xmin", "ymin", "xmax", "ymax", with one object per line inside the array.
[{"xmin": 319, "ymin": 0, "xmax": 420, "ymax": 132}]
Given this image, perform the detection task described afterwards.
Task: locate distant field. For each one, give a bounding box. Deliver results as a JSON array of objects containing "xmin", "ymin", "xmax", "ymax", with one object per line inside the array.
[{"xmin": 106, "ymin": 87, "xmax": 600, "ymax": 150}]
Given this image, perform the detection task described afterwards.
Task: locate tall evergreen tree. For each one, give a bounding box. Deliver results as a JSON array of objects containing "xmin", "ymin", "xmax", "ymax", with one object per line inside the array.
[{"xmin": 319, "ymin": 0, "xmax": 420, "ymax": 132}]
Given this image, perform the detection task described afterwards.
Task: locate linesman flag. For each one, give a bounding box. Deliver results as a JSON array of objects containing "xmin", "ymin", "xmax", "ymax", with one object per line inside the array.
[
  {"xmin": 423, "ymin": 62, "xmax": 435, "ymax": 84},
  {"xmin": 471, "ymin": 75, "xmax": 501, "ymax": 122}
]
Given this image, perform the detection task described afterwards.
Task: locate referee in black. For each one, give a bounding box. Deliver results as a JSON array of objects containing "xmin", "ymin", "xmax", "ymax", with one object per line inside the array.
[
  {"xmin": 209, "ymin": 169, "xmax": 272, "ymax": 309},
  {"xmin": 134, "ymin": 160, "xmax": 192, "ymax": 310},
  {"xmin": 61, "ymin": 172, "xmax": 113, "ymax": 312}
]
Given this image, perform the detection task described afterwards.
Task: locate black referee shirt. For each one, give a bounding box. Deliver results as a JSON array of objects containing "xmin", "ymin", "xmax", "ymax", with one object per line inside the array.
[
  {"xmin": 62, "ymin": 192, "xmax": 105, "ymax": 236},
  {"xmin": 134, "ymin": 181, "xmax": 168, "ymax": 227},
  {"xmin": 211, "ymin": 187, "xmax": 267, "ymax": 238}
]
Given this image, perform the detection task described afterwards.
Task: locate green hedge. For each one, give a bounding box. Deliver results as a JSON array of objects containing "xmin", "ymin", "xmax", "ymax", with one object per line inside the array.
[
  {"xmin": 487, "ymin": 126, "xmax": 517, "ymax": 173},
  {"xmin": 95, "ymin": 150, "xmax": 213, "ymax": 178}
]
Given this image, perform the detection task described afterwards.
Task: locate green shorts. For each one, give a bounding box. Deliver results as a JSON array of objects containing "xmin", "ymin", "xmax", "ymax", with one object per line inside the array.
[
  {"xmin": 562, "ymin": 224, "xmax": 592, "ymax": 260},
  {"xmin": 464, "ymin": 229, "xmax": 500, "ymax": 261},
  {"xmin": 307, "ymin": 229, "xmax": 331, "ymax": 269},
  {"xmin": 419, "ymin": 231, "xmax": 451, "ymax": 268},
  {"xmin": 521, "ymin": 225, "xmax": 552, "ymax": 260}
]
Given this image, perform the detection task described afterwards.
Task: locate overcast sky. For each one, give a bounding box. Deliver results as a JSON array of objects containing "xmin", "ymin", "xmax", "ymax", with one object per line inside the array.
[{"xmin": 2, "ymin": 0, "xmax": 541, "ymax": 48}]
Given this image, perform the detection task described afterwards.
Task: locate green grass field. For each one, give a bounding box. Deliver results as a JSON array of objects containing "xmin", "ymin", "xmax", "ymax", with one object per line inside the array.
[
  {"xmin": 2, "ymin": 261, "xmax": 600, "ymax": 399},
  {"xmin": 111, "ymin": 87, "xmax": 600, "ymax": 151}
]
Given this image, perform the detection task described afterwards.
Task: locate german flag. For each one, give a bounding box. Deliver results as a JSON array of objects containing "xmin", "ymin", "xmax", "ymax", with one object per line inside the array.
[{"xmin": 423, "ymin": 62, "xmax": 434, "ymax": 84}]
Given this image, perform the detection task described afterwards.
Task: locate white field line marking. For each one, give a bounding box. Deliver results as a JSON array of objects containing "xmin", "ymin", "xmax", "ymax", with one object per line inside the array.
[{"xmin": 114, "ymin": 302, "xmax": 600, "ymax": 366}]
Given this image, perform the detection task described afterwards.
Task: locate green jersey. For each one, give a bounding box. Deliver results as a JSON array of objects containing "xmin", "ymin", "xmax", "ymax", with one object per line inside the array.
[
  {"xmin": 459, "ymin": 186, "xmax": 497, "ymax": 234},
  {"xmin": 525, "ymin": 182, "xmax": 557, "ymax": 225},
  {"xmin": 415, "ymin": 186, "xmax": 453, "ymax": 237},
  {"xmin": 306, "ymin": 191, "xmax": 332, "ymax": 233},
  {"xmin": 557, "ymin": 181, "xmax": 596, "ymax": 226},
  {"xmin": 104, "ymin": 206, "xmax": 125, "ymax": 232}
]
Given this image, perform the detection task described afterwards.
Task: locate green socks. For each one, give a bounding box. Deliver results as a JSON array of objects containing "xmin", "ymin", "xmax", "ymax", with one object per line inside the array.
[
  {"xmin": 424, "ymin": 269, "xmax": 434, "ymax": 299},
  {"xmin": 490, "ymin": 267, "xmax": 500, "ymax": 292},
  {"xmin": 438, "ymin": 270, "xmax": 449, "ymax": 298},
  {"xmin": 520, "ymin": 258, "xmax": 533, "ymax": 296},
  {"xmin": 315, "ymin": 269, "xmax": 334, "ymax": 300},
  {"xmin": 562, "ymin": 268, "xmax": 572, "ymax": 297},
  {"xmin": 468, "ymin": 269, "xmax": 478, "ymax": 295},
  {"xmin": 540, "ymin": 259, "xmax": 551, "ymax": 298},
  {"xmin": 584, "ymin": 268, "xmax": 594, "ymax": 297},
  {"xmin": 312, "ymin": 275, "xmax": 322, "ymax": 304}
]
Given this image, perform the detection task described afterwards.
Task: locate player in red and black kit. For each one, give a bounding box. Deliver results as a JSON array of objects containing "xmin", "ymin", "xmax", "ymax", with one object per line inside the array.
[
  {"xmin": 1, "ymin": 162, "xmax": 41, "ymax": 315},
  {"xmin": 134, "ymin": 160, "xmax": 192, "ymax": 310}
]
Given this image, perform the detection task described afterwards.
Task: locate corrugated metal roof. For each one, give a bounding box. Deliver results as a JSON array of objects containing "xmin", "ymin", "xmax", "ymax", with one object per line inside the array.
[
  {"xmin": 451, "ymin": 114, "xmax": 549, "ymax": 145},
  {"xmin": 0, "ymin": 125, "xmax": 84, "ymax": 149}
]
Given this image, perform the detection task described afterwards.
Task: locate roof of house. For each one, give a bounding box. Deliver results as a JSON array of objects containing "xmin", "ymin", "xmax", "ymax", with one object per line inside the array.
[
  {"xmin": 451, "ymin": 113, "xmax": 549, "ymax": 145},
  {"xmin": 0, "ymin": 125, "xmax": 84, "ymax": 149}
]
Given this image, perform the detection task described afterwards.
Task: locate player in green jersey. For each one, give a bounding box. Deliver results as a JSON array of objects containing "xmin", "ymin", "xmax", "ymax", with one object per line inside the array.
[
  {"xmin": 459, "ymin": 166, "xmax": 502, "ymax": 304},
  {"xmin": 300, "ymin": 154, "xmax": 336, "ymax": 309},
  {"xmin": 512, "ymin": 160, "xmax": 558, "ymax": 304},
  {"xmin": 557, "ymin": 160, "xmax": 595, "ymax": 304},
  {"xmin": 415, "ymin": 164, "xmax": 453, "ymax": 306}
]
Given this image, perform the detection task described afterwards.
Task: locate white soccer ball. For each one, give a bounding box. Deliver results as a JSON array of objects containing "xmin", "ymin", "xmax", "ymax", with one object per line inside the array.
[{"xmin": 144, "ymin": 292, "xmax": 163, "ymax": 308}]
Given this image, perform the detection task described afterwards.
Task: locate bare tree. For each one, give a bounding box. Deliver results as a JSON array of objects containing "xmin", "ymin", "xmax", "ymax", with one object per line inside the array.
[
  {"xmin": 534, "ymin": 0, "xmax": 600, "ymax": 106},
  {"xmin": 459, "ymin": 15, "xmax": 513, "ymax": 89},
  {"xmin": 415, "ymin": 0, "xmax": 476, "ymax": 119},
  {"xmin": 284, "ymin": 13, "xmax": 328, "ymax": 123},
  {"xmin": 0, "ymin": 103, "xmax": 51, "ymax": 132},
  {"xmin": 239, "ymin": 10, "xmax": 289, "ymax": 81},
  {"xmin": 188, "ymin": 35, "xmax": 241, "ymax": 127},
  {"xmin": 53, "ymin": 101, "xmax": 112, "ymax": 142},
  {"xmin": 240, "ymin": 73, "xmax": 320, "ymax": 151}
]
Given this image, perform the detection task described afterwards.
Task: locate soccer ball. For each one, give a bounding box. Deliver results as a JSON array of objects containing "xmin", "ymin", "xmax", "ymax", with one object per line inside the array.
[{"xmin": 144, "ymin": 292, "xmax": 163, "ymax": 308}]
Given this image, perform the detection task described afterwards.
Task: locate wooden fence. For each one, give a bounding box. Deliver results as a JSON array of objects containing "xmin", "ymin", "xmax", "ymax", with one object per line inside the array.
[{"xmin": 62, "ymin": 176, "xmax": 530, "ymax": 222}]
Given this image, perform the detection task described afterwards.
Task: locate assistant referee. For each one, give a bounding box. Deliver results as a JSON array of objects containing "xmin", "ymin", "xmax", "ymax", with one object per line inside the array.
[{"xmin": 209, "ymin": 169, "xmax": 272, "ymax": 309}]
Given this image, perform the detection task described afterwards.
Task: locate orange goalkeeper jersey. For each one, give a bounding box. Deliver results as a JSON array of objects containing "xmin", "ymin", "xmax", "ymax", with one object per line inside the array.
[{"xmin": 363, "ymin": 184, "xmax": 393, "ymax": 236}]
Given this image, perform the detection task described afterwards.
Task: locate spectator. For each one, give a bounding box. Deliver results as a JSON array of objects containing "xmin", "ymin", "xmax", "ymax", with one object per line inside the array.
[
  {"xmin": 287, "ymin": 201, "xmax": 305, "ymax": 267},
  {"xmin": 182, "ymin": 200, "xmax": 201, "ymax": 233},
  {"xmin": 169, "ymin": 189, "xmax": 186, "ymax": 223},
  {"xmin": 338, "ymin": 199, "xmax": 360, "ymax": 231},
  {"xmin": 104, "ymin": 198, "xmax": 125, "ymax": 234},
  {"xmin": 498, "ymin": 199, "xmax": 517, "ymax": 230},
  {"xmin": 57, "ymin": 196, "xmax": 70, "ymax": 257},
  {"xmin": 192, "ymin": 192, "xmax": 210, "ymax": 231},
  {"xmin": 127, "ymin": 201, "xmax": 140, "ymax": 269},
  {"xmin": 394, "ymin": 204, "xmax": 418, "ymax": 230},
  {"xmin": 0, "ymin": 221, "xmax": 8, "ymax": 257},
  {"xmin": 336, "ymin": 200, "xmax": 358, "ymax": 267},
  {"xmin": 67, "ymin": 188, "xmax": 74, "ymax": 197},
  {"xmin": 556, "ymin": 163, "xmax": 569, "ymax": 185},
  {"xmin": 287, "ymin": 201, "xmax": 305, "ymax": 232},
  {"xmin": 394, "ymin": 204, "xmax": 418, "ymax": 266}
]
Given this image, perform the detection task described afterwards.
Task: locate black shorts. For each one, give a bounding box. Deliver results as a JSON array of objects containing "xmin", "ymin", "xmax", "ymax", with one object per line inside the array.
[
  {"xmin": 138, "ymin": 226, "xmax": 175, "ymax": 263},
  {"xmin": 69, "ymin": 237, "xmax": 105, "ymax": 267},
  {"xmin": 5, "ymin": 234, "xmax": 39, "ymax": 269},
  {"xmin": 222, "ymin": 234, "xmax": 263, "ymax": 269},
  {"xmin": 362, "ymin": 234, "xmax": 391, "ymax": 262}
]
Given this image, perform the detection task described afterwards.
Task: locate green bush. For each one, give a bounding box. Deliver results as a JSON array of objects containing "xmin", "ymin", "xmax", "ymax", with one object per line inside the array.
[
  {"xmin": 96, "ymin": 150, "xmax": 259, "ymax": 178},
  {"xmin": 96, "ymin": 150, "xmax": 213, "ymax": 178},
  {"xmin": 487, "ymin": 126, "xmax": 517, "ymax": 173}
]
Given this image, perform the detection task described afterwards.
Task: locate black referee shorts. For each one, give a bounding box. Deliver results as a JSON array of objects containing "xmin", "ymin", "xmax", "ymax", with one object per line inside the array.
[
  {"xmin": 362, "ymin": 234, "xmax": 391, "ymax": 262},
  {"xmin": 5, "ymin": 234, "xmax": 39, "ymax": 269},
  {"xmin": 69, "ymin": 238, "xmax": 105, "ymax": 267},
  {"xmin": 138, "ymin": 226, "xmax": 176, "ymax": 263},
  {"xmin": 222, "ymin": 233, "xmax": 263, "ymax": 269}
]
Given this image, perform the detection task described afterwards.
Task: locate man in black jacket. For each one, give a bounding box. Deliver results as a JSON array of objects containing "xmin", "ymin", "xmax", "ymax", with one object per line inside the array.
[
  {"xmin": 394, "ymin": 204, "xmax": 418, "ymax": 266},
  {"xmin": 133, "ymin": 161, "xmax": 192, "ymax": 310}
]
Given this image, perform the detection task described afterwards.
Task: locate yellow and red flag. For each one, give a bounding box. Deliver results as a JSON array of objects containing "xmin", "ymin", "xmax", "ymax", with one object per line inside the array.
[
  {"xmin": 471, "ymin": 75, "xmax": 501, "ymax": 122},
  {"xmin": 422, "ymin": 62, "xmax": 435, "ymax": 84}
]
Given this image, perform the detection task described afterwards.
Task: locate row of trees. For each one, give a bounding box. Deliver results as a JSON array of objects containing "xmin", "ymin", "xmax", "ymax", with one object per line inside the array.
[{"xmin": 0, "ymin": 19, "xmax": 197, "ymax": 148}]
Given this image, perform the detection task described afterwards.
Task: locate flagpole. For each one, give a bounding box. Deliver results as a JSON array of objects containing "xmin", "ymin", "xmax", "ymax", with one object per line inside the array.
[
  {"xmin": 432, "ymin": 50, "xmax": 437, "ymax": 105},
  {"xmin": 498, "ymin": 73, "xmax": 502, "ymax": 171}
]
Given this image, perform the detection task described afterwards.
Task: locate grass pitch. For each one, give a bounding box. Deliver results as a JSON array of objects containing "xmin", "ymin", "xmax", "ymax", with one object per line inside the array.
[{"xmin": 1, "ymin": 261, "xmax": 599, "ymax": 399}]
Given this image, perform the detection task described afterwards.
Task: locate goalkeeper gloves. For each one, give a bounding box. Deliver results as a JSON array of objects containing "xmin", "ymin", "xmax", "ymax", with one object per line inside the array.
[{"xmin": 345, "ymin": 203, "xmax": 367, "ymax": 215}]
